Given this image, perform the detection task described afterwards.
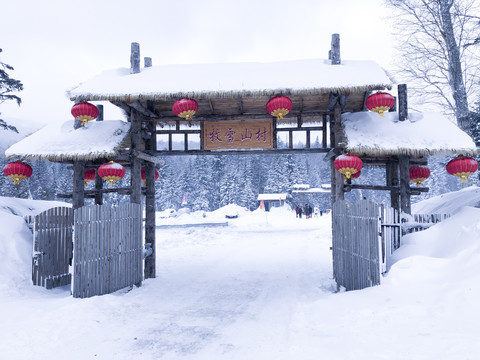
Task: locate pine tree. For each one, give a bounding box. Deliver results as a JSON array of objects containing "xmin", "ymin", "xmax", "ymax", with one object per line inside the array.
[{"xmin": 0, "ymin": 49, "xmax": 23, "ymax": 133}]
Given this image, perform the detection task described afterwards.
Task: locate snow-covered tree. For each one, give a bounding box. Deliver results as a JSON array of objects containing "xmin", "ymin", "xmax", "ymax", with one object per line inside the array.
[
  {"xmin": 0, "ymin": 48, "xmax": 23, "ymax": 133},
  {"xmin": 386, "ymin": 0, "xmax": 480, "ymax": 135}
]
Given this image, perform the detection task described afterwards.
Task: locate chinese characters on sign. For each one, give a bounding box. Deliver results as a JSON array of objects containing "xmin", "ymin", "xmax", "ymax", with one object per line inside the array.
[{"xmin": 203, "ymin": 120, "xmax": 273, "ymax": 150}]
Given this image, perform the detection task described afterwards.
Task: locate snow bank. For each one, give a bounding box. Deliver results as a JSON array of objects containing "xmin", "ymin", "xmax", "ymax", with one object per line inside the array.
[{"xmin": 412, "ymin": 185, "xmax": 480, "ymax": 215}]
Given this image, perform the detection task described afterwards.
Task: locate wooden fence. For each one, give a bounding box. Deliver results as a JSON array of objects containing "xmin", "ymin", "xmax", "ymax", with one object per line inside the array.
[
  {"xmin": 72, "ymin": 203, "xmax": 143, "ymax": 298},
  {"xmin": 379, "ymin": 204, "xmax": 401, "ymax": 273},
  {"xmin": 33, "ymin": 207, "xmax": 74, "ymax": 289},
  {"xmin": 403, "ymin": 213, "xmax": 451, "ymax": 234}
]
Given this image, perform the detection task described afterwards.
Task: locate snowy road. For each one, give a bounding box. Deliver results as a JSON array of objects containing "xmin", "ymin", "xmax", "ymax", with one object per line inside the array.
[
  {"xmin": 3, "ymin": 202, "xmax": 480, "ymax": 359},
  {"xmin": 0, "ymin": 209, "xmax": 336, "ymax": 360}
]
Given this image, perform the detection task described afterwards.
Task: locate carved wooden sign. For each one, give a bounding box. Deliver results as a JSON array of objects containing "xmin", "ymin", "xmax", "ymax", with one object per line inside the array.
[{"xmin": 203, "ymin": 120, "xmax": 273, "ymax": 150}]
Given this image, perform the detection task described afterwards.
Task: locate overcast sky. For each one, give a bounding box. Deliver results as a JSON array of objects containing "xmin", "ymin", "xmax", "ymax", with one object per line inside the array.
[{"xmin": 1, "ymin": 0, "xmax": 395, "ymax": 128}]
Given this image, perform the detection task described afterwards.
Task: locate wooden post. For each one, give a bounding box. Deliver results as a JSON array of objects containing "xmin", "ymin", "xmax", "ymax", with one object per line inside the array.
[
  {"xmin": 144, "ymin": 162, "xmax": 156, "ymax": 279},
  {"xmin": 130, "ymin": 42, "xmax": 140, "ymax": 74},
  {"xmin": 330, "ymin": 34, "xmax": 341, "ymax": 65},
  {"xmin": 144, "ymin": 57, "xmax": 152, "ymax": 68},
  {"xmin": 94, "ymin": 167, "xmax": 103, "ymax": 205},
  {"xmin": 130, "ymin": 109, "xmax": 142, "ymax": 205},
  {"xmin": 96, "ymin": 104, "xmax": 104, "ymax": 121},
  {"xmin": 330, "ymin": 104, "xmax": 344, "ymax": 205},
  {"xmin": 398, "ymin": 84, "xmax": 408, "ymax": 121},
  {"xmin": 386, "ymin": 160, "xmax": 399, "ymax": 210},
  {"xmin": 399, "ymin": 155, "xmax": 411, "ymax": 214},
  {"xmin": 144, "ymin": 105, "xmax": 157, "ymax": 279},
  {"xmin": 72, "ymin": 161, "xmax": 85, "ymax": 209}
]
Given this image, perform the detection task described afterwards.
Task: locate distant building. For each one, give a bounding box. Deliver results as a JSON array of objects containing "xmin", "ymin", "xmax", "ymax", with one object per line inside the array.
[{"xmin": 257, "ymin": 193, "xmax": 288, "ymax": 211}]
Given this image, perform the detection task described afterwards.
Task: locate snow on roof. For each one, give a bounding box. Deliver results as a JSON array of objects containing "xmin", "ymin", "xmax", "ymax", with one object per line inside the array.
[
  {"xmin": 292, "ymin": 187, "xmax": 331, "ymax": 194},
  {"xmin": 257, "ymin": 194, "xmax": 288, "ymax": 201},
  {"xmin": 5, "ymin": 120, "xmax": 130, "ymax": 161},
  {"xmin": 342, "ymin": 111, "xmax": 478, "ymax": 156},
  {"xmin": 68, "ymin": 59, "xmax": 393, "ymax": 102}
]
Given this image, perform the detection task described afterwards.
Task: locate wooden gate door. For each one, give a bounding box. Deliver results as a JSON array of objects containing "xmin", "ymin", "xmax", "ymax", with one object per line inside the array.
[
  {"xmin": 32, "ymin": 207, "xmax": 74, "ymax": 289},
  {"xmin": 73, "ymin": 203, "xmax": 143, "ymax": 298},
  {"xmin": 332, "ymin": 200, "xmax": 381, "ymax": 291}
]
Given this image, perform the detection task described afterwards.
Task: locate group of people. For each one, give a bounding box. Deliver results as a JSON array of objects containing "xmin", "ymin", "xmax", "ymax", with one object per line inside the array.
[{"xmin": 295, "ymin": 204, "xmax": 318, "ymax": 219}]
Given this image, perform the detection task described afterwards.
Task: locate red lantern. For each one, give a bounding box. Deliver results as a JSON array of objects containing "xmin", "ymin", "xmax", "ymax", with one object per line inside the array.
[
  {"xmin": 98, "ymin": 161, "xmax": 126, "ymax": 185},
  {"xmin": 334, "ymin": 154, "xmax": 363, "ymax": 180},
  {"xmin": 266, "ymin": 96, "xmax": 292, "ymax": 120},
  {"xmin": 141, "ymin": 167, "xmax": 159, "ymax": 186},
  {"xmin": 365, "ymin": 92, "xmax": 395, "ymax": 117},
  {"xmin": 350, "ymin": 170, "xmax": 361, "ymax": 180},
  {"xmin": 409, "ymin": 165, "xmax": 430, "ymax": 186},
  {"xmin": 71, "ymin": 102, "xmax": 99, "ymax": 126},
  {"xmin": 446, "ymin": 155, "xmax": 478, "ymax": 183},
  {"xmin": 84, "ymin": 168, "xmax": 96, "ymax": 186},
  {"xmin": 172, "ymin": 98, "xmax": 198, "ymax": 120},
  {"xmin": 3, "ymin": 161, "xmax": 32, "ymax": 185}
]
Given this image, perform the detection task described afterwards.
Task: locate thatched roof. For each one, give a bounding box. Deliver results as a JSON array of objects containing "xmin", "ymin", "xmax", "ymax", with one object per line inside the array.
[
  {"xmin": 341, "ymin": 111, "xmax": 478, "ymax": 157},
  {"xmin": 5, "ymin": 120, "xmax": 130, "ymax": 162},
  {"xmin": 68, "ymin": 59, "xmax": 393, "ymax": 102}
]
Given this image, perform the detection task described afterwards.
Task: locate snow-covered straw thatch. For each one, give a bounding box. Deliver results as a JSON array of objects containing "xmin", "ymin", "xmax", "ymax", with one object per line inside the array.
[
  {"xmin": 68, "ymin": 59, "xmax": 393, "ymax": 102},
  {"xmin": 341, "ymin": 111, "xmax": 478, "ymax": 156},
  {"xmin": 5, "ymin": 120, "xmax": 130, "ymax": 161}
]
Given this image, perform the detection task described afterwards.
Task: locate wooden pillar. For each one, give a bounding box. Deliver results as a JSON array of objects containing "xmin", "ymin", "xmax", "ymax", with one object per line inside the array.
[
  {"xmin": 399, "ymin": 155, "xmax": 411, "ymax": 214},
  {"xmin": 330, "ymin": 104, "xmax": 344, "ymax": 206},
  {"xmin": 144, "ymin": 107, "xmax": 157, "ymax": 279},
  {"xmin": 72, "ymin": 161, "xmax": 85, "ymax": 209},
  {"xmin": 386, "ymin": 160, "xmax": 399, "ymax": 210},
  {"xmin": 130, "ymin": 42, "xmax": 140, "ymax": 74},
  {"xmin": 130, "ymin": 109, "xmax": 142, "ymax": 205}
]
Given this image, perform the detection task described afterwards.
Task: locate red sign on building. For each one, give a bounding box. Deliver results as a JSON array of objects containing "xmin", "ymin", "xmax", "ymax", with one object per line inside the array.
[{"xmin": 203, "ymin": 120, "xmax": 273, "ymax": 150}]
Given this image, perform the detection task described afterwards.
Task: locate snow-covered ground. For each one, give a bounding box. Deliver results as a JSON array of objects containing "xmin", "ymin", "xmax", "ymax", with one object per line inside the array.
[{"xmin": 1, "ymin": 190, "xmax": 480, "ymax": 359}]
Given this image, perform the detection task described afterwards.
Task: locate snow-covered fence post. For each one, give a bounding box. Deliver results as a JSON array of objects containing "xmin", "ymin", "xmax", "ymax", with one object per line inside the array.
[
  {"xmin": 130, "ymin": 42, "xmax": 140, "ymax": 74},
  {"xmin": 330, "ymin": 33, "xmax": 341, "ymax": 65},
  {"xmin": 398, "ymin": 84, "xmax": 408, "ymax": 121}
]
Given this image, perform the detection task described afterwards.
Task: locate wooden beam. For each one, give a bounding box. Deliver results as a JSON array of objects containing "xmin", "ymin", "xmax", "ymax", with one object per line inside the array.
[
  {"xmin": 155, "ymin": 112, "xmax": 328, "ymax": 123},
  {"xmin": 344, "ymin": 184, "xmax": 428, "ymax": 192},
  {"xmin": 130, "ymin": 100, "xmax": 157, "ymax": 117},
  {"xmin": 57, "ymin": 187, "xmax": 134, "ymax": 198},
  {"xmin": 131, "ymin": 149, "xmax": 165, "ymax": 166},
  {"xmin": 146, "ymin": 147, "xmax": 331, "ymax": 156}
]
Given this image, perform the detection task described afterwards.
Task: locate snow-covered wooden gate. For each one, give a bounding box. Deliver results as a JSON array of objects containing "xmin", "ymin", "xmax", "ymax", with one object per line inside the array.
[
  {"xmin": 332, "ymin": 200, "xmax": 402, "ymax": 291},
  {"xmin": 332, "ymin": 200, "xmax": 382, "ymax": 291},
  {"xmin": 32, "ymin": 207, "xmax": 74, "ymax": 289},
  {"xmin": 72, "ymin": 203, "xmax": 143, "ymax": 298}
]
